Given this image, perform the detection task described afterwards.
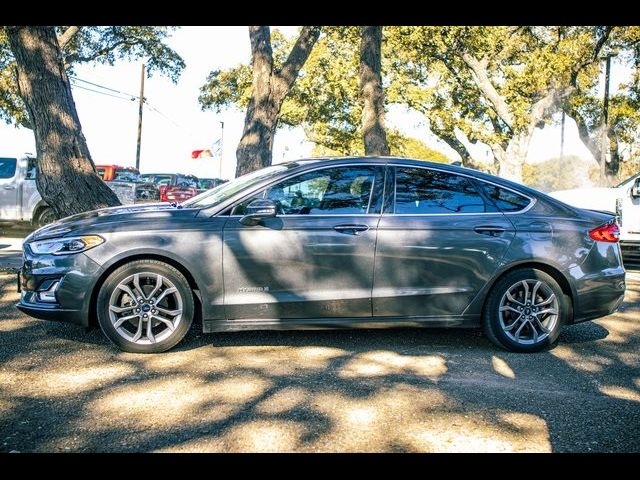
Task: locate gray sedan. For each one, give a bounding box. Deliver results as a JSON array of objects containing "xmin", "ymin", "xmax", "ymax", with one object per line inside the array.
[{"xmin": 17, "ymin": 157, "xmax": 626, "ymax": 353}]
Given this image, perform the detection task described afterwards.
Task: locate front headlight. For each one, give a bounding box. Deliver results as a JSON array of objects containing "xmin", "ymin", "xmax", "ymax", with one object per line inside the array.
[{"xmin": 28, "ymin": 235, "xmax": 105, "ymax": 255}]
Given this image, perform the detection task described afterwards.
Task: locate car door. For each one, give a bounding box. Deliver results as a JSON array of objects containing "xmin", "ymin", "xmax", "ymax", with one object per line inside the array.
[
  {"xmin": 0, "ymin": 157, "xmax": 19, "ymax": 221},
  {"xmin": 373, "ymin": 165, "xmax": 516, "ymax": 318},
  {"xmin": 223, "ymin": 164, "xmax": 385, "ymax": 320}
]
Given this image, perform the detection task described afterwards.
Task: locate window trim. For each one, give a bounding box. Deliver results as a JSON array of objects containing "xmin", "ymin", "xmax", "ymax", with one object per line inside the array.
[
  {"xmin": 225, "ymin": 163, "xmax": 384, "ymax": 218},
  {"xmin": 385, "ymin": 163, "xmax": 535, "ymax": 216}
]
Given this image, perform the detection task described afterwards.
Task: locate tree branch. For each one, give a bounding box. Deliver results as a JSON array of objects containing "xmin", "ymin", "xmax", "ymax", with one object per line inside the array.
[
  {"xmin": 57, "ymin": 26, "xmax": 81, "ymax": 50},
  {"xmin": 460, "ymin": 52, "xmax": 515, "ymax": 131},
  {"xmin": 570, "ymin": 26, "xmax": 613, "ymax": 84},
  {"xmin": 275, "ymin": 26, "xmax": 321, "ymax": 95},
  {"xmin": 566, "ymin": 107, "xmax": 601, "ymax": 161},
  {"xmin": 431, "ymin": 124, "xmax": 473, "ymax": 166}
]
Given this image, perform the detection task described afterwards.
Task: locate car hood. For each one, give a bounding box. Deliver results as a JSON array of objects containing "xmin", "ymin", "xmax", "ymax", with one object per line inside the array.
[{"xmin": 27, "ymin": 203, "xmax": 200, "ymax": 241}]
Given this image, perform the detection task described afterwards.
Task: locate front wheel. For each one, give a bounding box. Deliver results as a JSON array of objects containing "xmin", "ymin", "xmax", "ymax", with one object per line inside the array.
[
  {"xmin": 96, "ymin": 260, "xmax": 194, "ymax": 353},
  {"xmin": 483, "ymin": 268, "xmax": 569, "ymax": 353}
]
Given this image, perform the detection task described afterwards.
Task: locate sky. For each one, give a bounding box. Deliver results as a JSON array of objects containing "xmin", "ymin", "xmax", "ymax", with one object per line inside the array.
[{"xmin": 0, "ymin": 26, "xmax": 631, "ymax": 180}]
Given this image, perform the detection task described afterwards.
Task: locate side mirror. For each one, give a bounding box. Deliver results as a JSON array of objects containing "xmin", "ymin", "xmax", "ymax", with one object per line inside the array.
[
  {"xmin": 239, "ymin": 199, "xmax": 277, "ymax": 225},
  {"xmin": 631, "ymin": 179, "xmax": 640, "ymax": 198}
]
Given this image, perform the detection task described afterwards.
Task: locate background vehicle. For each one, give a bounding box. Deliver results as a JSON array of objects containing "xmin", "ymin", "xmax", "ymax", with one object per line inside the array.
[
  {"xmin": 17, "ymin": 158, "xmax": 625, "ymax": 354},
  {"xmin": 140, "ymin": 173, "xmax": 199, "ymax": 203},
  {"xmin": 550, "ymin": 173, "xmax": 640, "ymax": 266},
  {"xmin": 95, "ymin": 165, "xmax": 160, "ymax": 205},
  {"xmin": 197, "ymin": 177, "xmax": 227, "ymax": 193},
  {"xmin": 0, "ymin": 155, "xmax": 159, "ymax": 227}
]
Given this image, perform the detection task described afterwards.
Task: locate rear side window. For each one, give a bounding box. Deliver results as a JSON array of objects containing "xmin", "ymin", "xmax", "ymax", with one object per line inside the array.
[
  {"xmin": 482, "ymin": 185, "xmax": 531, "ymax": 212},
  {"xmin": 394, "ymin": 167, "xmax": 490, "ymax": 214},
  {"xmin": 0, "ymin": 158, "xmax": 17, "ymax": 179}
]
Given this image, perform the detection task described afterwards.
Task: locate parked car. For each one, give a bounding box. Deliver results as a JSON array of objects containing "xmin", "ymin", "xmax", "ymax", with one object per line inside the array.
[
  {"xmin": 95, "ymin": 165, "xmax": 160, "ymax": 204},
  {"xmin": 197, "ymin": 177, "xmax": 227, "ymax": 193},
  {"xmin": 140, "ymin": 173, "xmax": 199, "ymax": 203},
  {"xmin": 549, "ymin": 172, "xmax": 640, "ymax": 266},
  {"xmin": 17, "ymin": 157, "xmax": 625, "ymax": 354}
]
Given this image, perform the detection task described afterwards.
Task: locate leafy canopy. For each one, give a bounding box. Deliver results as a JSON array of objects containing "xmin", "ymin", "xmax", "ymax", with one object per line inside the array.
[{"xmin": 0, "ymin": 26, "xmax": 185, "ymax": 127}]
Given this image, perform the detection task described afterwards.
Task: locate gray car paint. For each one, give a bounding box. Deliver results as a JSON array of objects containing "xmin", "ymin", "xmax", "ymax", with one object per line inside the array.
[{"xmin": 17, "ymin": 157, "xmax": 626, "ymax": 334}]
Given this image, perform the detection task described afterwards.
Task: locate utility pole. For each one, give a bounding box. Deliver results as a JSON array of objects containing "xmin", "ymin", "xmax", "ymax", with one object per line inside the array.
[
  {"xmin": 600, "ymin": 54, "xmax": 612, "ymax": 183},
  {"xmin": 135, "ymin": 63, "xmax": 145, "ymax": 171},
  {"xmin": 219, "ymin": 121, "xmax": 224, "ymax": 179},
  {"xmin": 560, "ymin": 111, "xmax": 566, "ymax": 161}
]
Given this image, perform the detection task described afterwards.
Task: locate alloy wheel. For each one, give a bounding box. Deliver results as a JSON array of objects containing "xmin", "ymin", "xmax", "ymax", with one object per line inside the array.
[
  {"xmin": 108, "ymin": 272, "xmax": 183, "ymax": 345},
  {"xmin": 498, "ymin": 279, "xmax": 559, "ymax": 345}
]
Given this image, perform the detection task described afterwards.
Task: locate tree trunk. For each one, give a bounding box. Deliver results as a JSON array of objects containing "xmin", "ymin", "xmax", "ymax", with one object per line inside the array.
[
  {"xmin": 491, "ymin": 131, "xmax": 531, "ymax": 183},
  {"xmin": 7, "ymin": 26, "xmax": 120, "ymax": 219},
  {"xmin": 360, "ymin": 26, "xmax": 390, "ymax": 156},
  {"xmin": 236, "ymin": 26, "xmax": 320, "ymax": 177}
]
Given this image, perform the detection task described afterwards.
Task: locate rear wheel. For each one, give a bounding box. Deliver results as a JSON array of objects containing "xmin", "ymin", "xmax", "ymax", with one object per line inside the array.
[
  {"xmin": 34, "ymin": 206, "xmax": 55, "ymax": 228},
  {"xmin": 96, "ymin": 260, "xmax": 194, "ymax": 353},
  {"xmin": 483, "ymin": 268, "xmax": 568, "ymax": 352}
]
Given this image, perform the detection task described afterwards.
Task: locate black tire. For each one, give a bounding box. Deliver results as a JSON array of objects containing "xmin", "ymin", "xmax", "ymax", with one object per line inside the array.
[
  {"xmin": 34, "ymin": 206, "xmax": 55, "ymax": 228},
  {"xmin": 96, "ymin": 259, "xmax": 194, "ymax": 353},
  {"xmin": 483, "ymin": 268, "xmax": 569, "ymax": 353}
]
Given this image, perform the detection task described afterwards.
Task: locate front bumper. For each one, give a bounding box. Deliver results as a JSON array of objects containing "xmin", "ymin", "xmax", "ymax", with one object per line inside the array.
[{"xmin": 16, "ymin": 247, "xmax": 103, "ymax": 327}]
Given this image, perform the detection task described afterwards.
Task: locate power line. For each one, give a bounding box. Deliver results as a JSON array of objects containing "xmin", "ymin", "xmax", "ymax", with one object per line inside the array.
[
  {"xmin": 69, "ymin": 75, "xmax": 207, "ymax": 143},
  {"xmin": 69, "ymin": 75, "xmax": 139, "ymax": 100},
  {"xmin": 70, "ymin": 82, "xmax": 137, "ymax": 102}
]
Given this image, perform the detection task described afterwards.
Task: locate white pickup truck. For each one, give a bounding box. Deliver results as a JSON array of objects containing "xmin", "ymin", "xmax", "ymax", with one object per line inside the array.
[
  {"xmin": 1, "ymin": 154, "xmax": 159, "ymax": 227},
  {"xmin": 549, "ymin": 172, "xmax": 640, "ymax": 266}
]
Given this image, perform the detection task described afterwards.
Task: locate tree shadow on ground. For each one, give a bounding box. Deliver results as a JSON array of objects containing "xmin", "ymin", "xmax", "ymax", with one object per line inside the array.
[{"xmin": 1, "ymin": 272, "xmax": 639, "ymax": 452}]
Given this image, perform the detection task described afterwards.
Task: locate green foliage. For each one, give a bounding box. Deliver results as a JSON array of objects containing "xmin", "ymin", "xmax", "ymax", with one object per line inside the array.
[
  {"xmin": 0, "ymin": 26, "xmax": 185, "ymax": 126},
  {"xmin": 392, "ymin": 136, "xmax": 452, "ymax": 163},
  {"xmin": 522, "ymin": 156, "xmax": 600, "ymax": 192},
  {"xmin": 200, "ymin": 25, "xmax": 640, "ymax": 173}
]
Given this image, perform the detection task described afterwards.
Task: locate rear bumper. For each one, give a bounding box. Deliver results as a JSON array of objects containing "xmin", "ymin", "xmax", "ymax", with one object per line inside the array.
[{"xmin": 570, "ymin": 241, "xmax": 626, "ymax": 323}]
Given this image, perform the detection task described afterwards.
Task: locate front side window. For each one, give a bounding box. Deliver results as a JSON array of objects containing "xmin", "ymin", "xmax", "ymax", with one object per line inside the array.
[
  {"xmin": 25, "ymin": 158, "xmax": 37, "ymax": 180},
  {"xmin": 394, "ymin": 167, "xmax": 490, "ymax": 214},
  {"xmin": 233, "ymin": 166, "xmax": 376, "ymax": 216},
  {"xmin": 0, "ymin": 158, "xmax": 17, "ymax": 179}
]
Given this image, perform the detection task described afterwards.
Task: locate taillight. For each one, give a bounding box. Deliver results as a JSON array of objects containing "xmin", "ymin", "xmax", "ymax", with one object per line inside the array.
[
  {"xmin": 159, "ymin": 185, "xmax": 168, "ymax": 202},
  {"xmin": 589, "ymin": 223, "xmax": 620, "ymax": 243}
]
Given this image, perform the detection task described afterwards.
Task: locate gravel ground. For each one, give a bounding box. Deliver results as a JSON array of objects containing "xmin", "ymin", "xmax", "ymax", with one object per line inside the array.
[{"xmin": 0, "ymin": 270, "xmax": 638, "ymax": 453}]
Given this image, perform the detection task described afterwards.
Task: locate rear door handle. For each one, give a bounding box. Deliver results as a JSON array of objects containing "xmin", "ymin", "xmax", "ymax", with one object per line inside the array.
[
  {"xmin": 473, "ymin": 226, "xmax": 506, "ymax": 236},
  {"xmin": 334, "ymin": 224, "xmax": 370, "ymax": 235}
]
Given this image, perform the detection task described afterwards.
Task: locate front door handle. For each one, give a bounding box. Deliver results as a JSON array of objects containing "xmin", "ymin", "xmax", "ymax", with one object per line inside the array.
[
  {"xmin": 473, "ymin": 226, "xmax": 506, "ymax": 236},
  {"xmin": 3, "ymin": 185, "xmax": 17, "ymax": 190},
  {"xmin": 334, "ymin": 224, "xmax": 370, "ymax": 235}
]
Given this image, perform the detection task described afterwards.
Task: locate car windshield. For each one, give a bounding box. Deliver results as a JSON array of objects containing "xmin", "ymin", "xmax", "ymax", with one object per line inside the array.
[
  {"xmin": 615, "ymin": 172, "xmax": 640, "ymax": 188},
  {"xmin": 183, "ymin": 164, "xmax": 296, "ymax": 208}
]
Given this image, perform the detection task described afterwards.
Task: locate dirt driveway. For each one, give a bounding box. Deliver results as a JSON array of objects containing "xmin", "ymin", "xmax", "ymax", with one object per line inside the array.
[{"xmin": 0, "ymin": 270, "xmax": 638, "ymax": 452}]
